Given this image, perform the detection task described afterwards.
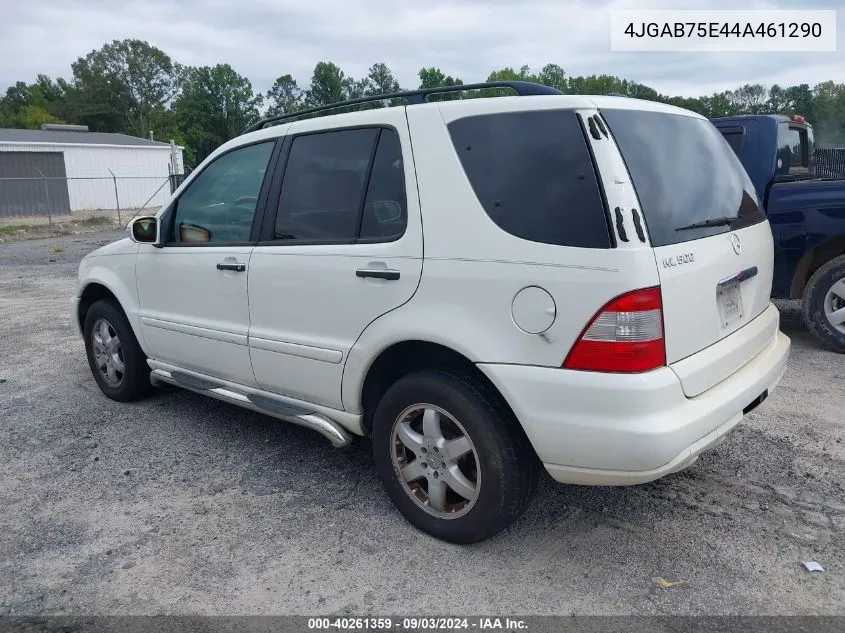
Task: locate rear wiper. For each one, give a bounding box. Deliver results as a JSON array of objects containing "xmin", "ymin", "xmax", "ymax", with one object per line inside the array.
[{"xmin": 675, "ymin": 216, "xmax": 738, "ymax": 231}]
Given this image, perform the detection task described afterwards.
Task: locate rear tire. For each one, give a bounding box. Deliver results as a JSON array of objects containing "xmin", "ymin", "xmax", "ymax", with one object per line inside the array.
[
  {"xmin": 802, "ymin": 254, "xmax": 845, "ymax": 353},
  {"xmin": 371, "ymin": 369, "xmax": 540, "ymax": 544},
  {"xmin": 83, "ymin": 299, "xmax": 152, "ymax": 402}
]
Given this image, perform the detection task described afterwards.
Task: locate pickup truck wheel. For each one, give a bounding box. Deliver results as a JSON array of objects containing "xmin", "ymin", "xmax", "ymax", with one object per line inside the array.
[
  {"xmin": 83, "ymin": 299, "xmax": 152, "ymax": 401},
  {"xmin": 371, "ymin": 369, "xmax": 540, "ymax": 544},
  {"xmin": 802, "ymin": 254, "xmax": 845, "ymax": 353}
]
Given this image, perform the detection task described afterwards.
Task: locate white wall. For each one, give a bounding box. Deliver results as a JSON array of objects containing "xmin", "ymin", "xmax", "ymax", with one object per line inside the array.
[{"xmin": 0, "ymin": 142, "xmax": 184, "ymax": 212}]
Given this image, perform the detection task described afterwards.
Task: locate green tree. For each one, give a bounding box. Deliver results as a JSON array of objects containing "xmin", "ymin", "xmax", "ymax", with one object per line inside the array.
[
  {"xmin": 343, "ymin": 76, "xmax": 372, "ymax": 100},
  {"xmin": 536, "ymin": 64, "xmax": 567, "ymax": 92},
  {"xmin": 64, "ymin": 63, "xmax": 134, "ymax": 132},
  {"xmin": 416, "ymin": 67, "xmax": 463, "ymax": 101},
  {"xmin": 728, "ymin": 84, "xmax": 769, "ymax": 114},
  {"xmin": 567, "ymin": 74, "xmax": 627, "ymax": 95},
  {"xmin": 16, "ymin": 105, "xmax": 63, "ymax": 129},
  {"xmin": 812, "ymin": 81, "xmax": 845, "ymax": 147},
  {"xmin": 701, "ymin": 91, "xmax": 742, "ymax": 118},
  {"xmin": 767, "ymin": 85, "xmax": 787, "ymax": 112},
  {"xmin": 418, "ymin": 67, "xmax": 462, "ymax": 89},
  {"xmin": 783, "ymin": 84, "xmax": 815, "ymax": 120},
  {"xmin": 625, "ymin": 82, "xmax": 662, "ymax": 102},
  {"xmin": 173, "ymin": 64, "xmax": 262, "ymax": 163},
  {"xmin": 366, "ymin": 63, "xmax": 401, "ymax": 96},
  {"xmin": 71, "ymin": 39, "xmax": 184, "ymax": 136},
  {"xmin": 487, "ymin": 65, "xmax": 536, "ymax": 83},
  {"xmin": 266, "ymin": 74, "xmax": 305, "ymax": 116},
  {"xmin": 306, "ymin": 62, "xmax": 346, "ymax": 106},
  {"xmin": 0, "ymin": 77, "xmax": 70, "ymax": 127},
  {"xmin": 665, "ymin": 96, "xmax": 708, "ymax": 116}
]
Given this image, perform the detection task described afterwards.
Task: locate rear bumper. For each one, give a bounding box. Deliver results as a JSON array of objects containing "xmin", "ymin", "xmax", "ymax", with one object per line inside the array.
[{"xmin": 478, "ymin": 325, "xmax": 791, "ymax": 486}]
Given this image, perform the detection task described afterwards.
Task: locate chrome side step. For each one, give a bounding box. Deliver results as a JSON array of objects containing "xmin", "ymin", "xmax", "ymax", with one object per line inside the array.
[{"xmin": 150, "ymin": 367, "xmax": 352, "ymax": 448}]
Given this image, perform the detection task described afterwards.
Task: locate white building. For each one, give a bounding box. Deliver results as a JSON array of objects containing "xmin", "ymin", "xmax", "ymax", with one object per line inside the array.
[{"xmin": 0, "ymin": 124, "xmax": 184, "ymax": 217}]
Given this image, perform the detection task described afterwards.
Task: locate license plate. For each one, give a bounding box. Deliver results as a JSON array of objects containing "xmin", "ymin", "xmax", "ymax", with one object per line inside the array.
[{"xmin": 717, "ymin": 282, "xmax": 744, "ymax": 328}]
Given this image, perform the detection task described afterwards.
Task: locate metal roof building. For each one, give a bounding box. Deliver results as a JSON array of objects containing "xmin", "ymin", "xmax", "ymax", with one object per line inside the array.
[{"xmin": 0, "ymin": 124, "xmax": 184, "ymax": 218}]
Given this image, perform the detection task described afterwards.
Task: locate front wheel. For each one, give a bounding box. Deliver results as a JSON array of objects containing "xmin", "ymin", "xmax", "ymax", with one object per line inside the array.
[
  {"xmin": 371, "ymin": 370, "xmax": 540, "ymax": 544},
  {"xmin": 802, "ymin": 254, "xmax": 845, "ymax": 353},
  {"xmin": 83, "ymin": 299, "xmax": 152, "ymax": 401}
]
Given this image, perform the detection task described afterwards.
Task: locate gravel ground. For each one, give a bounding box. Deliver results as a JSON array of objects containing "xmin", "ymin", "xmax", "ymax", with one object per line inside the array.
[{"xmin": 0, "ymin": 230, "xmax": 843, "ymax": 616}]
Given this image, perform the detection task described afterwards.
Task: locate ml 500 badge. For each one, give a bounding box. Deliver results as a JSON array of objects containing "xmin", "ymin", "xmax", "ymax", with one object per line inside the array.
[{"xmin": 662, "ymin": 253, "xmax": 695, "ymax": 268}]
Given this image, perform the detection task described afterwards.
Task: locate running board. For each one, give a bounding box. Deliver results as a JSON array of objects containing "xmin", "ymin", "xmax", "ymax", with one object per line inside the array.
[{"xmin": 149, "ymin": 368, "xmax": 352, "ymax": 448}]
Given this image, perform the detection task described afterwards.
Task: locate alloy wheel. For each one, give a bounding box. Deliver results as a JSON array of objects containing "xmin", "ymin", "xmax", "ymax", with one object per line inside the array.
[
  {"xmin": 390, "ymin": 403, "xmax": 481, "ymax": 519},
  {"xmin": 91, "ymin": 317, "xmax": 125, "ymax": 388}
]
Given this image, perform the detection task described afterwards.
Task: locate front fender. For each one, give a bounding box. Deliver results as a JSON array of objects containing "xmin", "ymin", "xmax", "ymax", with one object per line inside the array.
[{"xmin": 77, "ymin": 252, "xmax": 147, "ymax": 354}]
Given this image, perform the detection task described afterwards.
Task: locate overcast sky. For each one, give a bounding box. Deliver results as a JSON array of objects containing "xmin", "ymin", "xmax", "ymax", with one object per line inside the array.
[{"xmin": 0, "ymin": 0, "xmax": 842, "ymax": 99}]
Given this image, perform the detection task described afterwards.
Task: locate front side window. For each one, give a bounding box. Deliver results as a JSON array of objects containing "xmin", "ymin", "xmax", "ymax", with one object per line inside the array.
[{"xmin": 173, "ymin": 141, "xmax": 275, "ymax": 244}]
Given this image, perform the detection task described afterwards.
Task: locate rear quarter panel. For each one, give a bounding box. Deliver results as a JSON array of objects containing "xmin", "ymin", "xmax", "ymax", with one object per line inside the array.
[{"xmin": 341, "ymin": 101, "xmax": 662, "ymax": 414}]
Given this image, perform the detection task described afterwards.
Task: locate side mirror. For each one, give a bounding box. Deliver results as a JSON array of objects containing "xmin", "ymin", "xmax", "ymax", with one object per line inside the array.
[{"xmin": 129, "ymin": 216, "xmax": 160, "ymax": 245}]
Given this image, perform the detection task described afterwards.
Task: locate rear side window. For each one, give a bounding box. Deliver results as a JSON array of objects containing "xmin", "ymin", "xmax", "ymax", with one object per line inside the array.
[
  {"xmin": 602, "ymin": 109, "xmax": 764, "ymax": 248},
  {"xmin": 777, "ymin": 124, "xmax": 809, "ymax": 175},
  {"xmin": 447, "ymin": 110, "xmax": 611, "ymax": 249}
]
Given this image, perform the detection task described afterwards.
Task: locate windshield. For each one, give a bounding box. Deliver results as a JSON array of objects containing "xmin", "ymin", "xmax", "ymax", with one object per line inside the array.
[{"xmin": 601, "ymin": 108, "xmax": 764, "ymax": 247}]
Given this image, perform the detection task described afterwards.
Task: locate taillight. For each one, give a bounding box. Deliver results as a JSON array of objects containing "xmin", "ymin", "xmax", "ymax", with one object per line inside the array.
[{"xmin": 563, "ymin": 287, "xmax": 666, "ymax": 373}]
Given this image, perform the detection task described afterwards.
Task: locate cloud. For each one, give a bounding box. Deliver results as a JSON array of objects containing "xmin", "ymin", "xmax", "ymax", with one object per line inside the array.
[{"xmin": 0, "ymin": 0, "xmax": 842, "ymax": 98}]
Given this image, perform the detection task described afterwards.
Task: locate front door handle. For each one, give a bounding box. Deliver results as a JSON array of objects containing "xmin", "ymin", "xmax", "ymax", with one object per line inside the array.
[
  {"xmin": 217, "ymin": 262, "xmax": 246, "ymax": 272},
  {"xmin": 356, "ymin": 268, "xmax": 400, "ymax": 281}
]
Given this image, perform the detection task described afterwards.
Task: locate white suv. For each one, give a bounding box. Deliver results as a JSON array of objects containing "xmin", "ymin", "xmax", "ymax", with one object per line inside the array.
[{"xmin": 72, "ymin": 81, "xmax": 791, "ymax": 544}]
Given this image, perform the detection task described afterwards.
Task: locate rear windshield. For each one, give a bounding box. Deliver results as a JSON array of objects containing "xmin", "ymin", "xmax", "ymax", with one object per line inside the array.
[
  {"xmin": 447, "ymin": 110, "xmax": 612, "ymax": 249},
  {"xmin": 602, "ymin": 109, "xmax": 764, "ymax": 247}
]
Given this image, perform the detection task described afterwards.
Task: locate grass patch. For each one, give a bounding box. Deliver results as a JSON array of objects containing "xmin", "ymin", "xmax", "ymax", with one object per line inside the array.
[
  {"xmin": 80, "ymin": 215, "xmax": 114, "ymax": 226},
  {"xmin": 51, "ymin": 247, "xmax": 64, "ymax": 254},
  {"xmin": 77, "ymin": 215, "xmax": 115, "ymax": 226},
  {"xmin": 0, "ymin": 225, "xmax": 28, "ymax": 235}
]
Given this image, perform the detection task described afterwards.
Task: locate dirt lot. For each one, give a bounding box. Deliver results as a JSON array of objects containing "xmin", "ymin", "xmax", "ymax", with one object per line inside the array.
[
  {"xmin": 0, "ymin": 209, "xmax": 154, "ymax": 243},
  {"xmin": 0, "ymin": 230, "xmax": 843, "ymax": 616}
]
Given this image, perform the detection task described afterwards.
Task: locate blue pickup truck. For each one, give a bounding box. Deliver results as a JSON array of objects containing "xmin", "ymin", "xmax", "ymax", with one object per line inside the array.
[{"xmin": 711, "ymin": 114, "xmax": 845, "ymax": 353}]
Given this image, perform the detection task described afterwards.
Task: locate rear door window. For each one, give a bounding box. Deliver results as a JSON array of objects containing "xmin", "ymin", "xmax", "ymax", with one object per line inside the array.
[
  {"xmin": 359, "ymin": 129, "xmax": 407, "ymax": 240},
  {"xmin": 601, "ymin": 109, "xmax": 764, "ymax": 247},
  {"xmin": 275, "ymin": 129, "xmax": 378, "ymax": 241},
  {"xmin": 447, "ymin": 110, "xmax": 611, "ymax": 249}
]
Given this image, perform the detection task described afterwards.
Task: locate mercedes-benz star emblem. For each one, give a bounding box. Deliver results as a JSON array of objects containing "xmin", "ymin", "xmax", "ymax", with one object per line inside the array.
[{"xmin": 731, "ymin": 234, "xmax": 742, "ymax": 255}]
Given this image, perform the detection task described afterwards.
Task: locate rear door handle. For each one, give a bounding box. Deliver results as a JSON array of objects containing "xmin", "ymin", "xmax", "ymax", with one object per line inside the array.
[
  {"xmin": 356, "ymin": 268, "xmax": 400, "ymax": 281},
  {"xmin": 217, "ymin": 262, "xmax": 246, "ymax": 272}
]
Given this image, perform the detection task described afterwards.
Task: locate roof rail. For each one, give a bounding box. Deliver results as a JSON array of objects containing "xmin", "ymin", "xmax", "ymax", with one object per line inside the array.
[{"xmin": 242, "ymin": 80, "xmax": 564, "ymax": 134}]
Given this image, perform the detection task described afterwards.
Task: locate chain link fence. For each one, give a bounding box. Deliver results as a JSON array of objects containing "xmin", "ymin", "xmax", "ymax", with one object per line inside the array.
[
  {"xmin": 0, "ymin": 168, "xmax": 188, "ymax": 240},
  {"xmin": 814, "ymin": 148, "xmax": 845, "ymax": 179}
]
